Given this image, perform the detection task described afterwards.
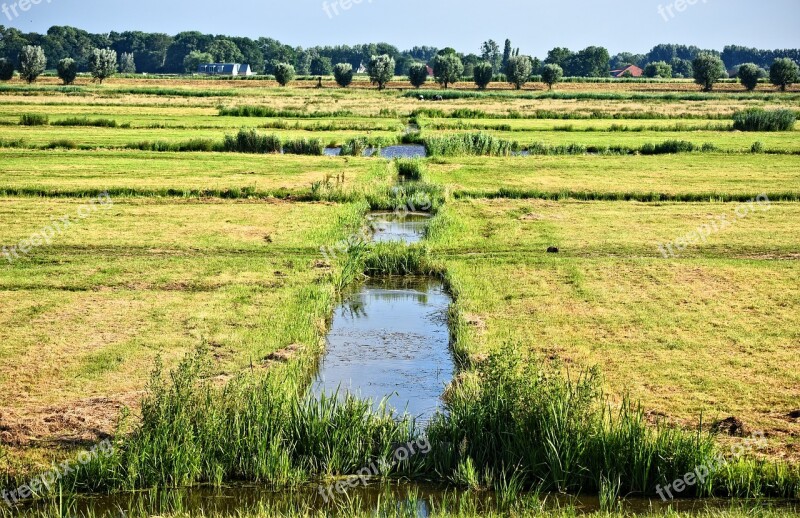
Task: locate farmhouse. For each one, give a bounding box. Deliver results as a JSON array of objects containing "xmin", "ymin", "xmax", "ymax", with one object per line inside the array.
[
  {"xmin": 610, "ymin": 64, "xmax": 643, "ymax": 78},
  {"xmin": 197, "ymin": 63, "xmax": 254, "ymax": 76}
]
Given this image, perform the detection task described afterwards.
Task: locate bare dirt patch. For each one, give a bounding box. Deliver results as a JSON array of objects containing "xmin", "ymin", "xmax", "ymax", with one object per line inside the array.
[{"xmin": 0, "ymin": 393, "xmax": 141, "ymax": 447}]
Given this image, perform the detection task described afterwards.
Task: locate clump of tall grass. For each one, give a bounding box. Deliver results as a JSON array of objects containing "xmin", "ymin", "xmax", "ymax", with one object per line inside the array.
[
  {"xmin": 0, "ymin": 138, "xmax": 27, "ymax": 148},
  {"xmin": 283, "ymin": 137, "xmax": 324, "ymax": 156},
  {"xmin": 340, "ymin": 137, "xmax": 369, "ymax": 156},
  {"xmin": 19, "ymin": 113, "xmax": 48, "ymax": 126},
  {"xmin": 125, "ymin": 139, "xmax": 218, "ymax": 152},
  {"xmin": 422, "ymin": 133, "xmax": 518, "ymax": 157},
  {"xmin": 733, "ymin": 109, "xmax": 796, "ymax": 131},
  {"xmin": 366, "ymin": 182, "xmax": 444, "ymax": 213},
  {"xmin": 362, "ymin": 243, "xmax": 439, "ymax": 276},
  {"xmin": 425, "ymin": 344, "xmax": 716, "ymax": 496},
  {"xmin": 395, "ymin": 158, "xmax": 426, "ymax": 181},
  {"xmin": 52, "ymin": 117, "xmax": 118, "ymax": 127},
  {"xmin": 71, "ymin": 347, "xmax": 418, "ymax": 492},
  {"xmin": 639, "ymin": 140, "xmax": 697, "ymax": 155},
  {"xmin": 43, "ymin": 139, "xmax": 78, "ymax": 150},
  {"xmin": 222, "ymin": 129, "xmax": 282, "ymax": 154}
]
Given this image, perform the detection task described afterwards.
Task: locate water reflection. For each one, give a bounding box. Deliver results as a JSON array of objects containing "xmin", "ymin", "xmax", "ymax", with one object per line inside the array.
[
  {"xmin": 368, "ymin": 212, "xmax": 430, "ymax": 244},
  {"xmin": 312, "ymin": 276, "xmax": 454, "ymax": 423}
]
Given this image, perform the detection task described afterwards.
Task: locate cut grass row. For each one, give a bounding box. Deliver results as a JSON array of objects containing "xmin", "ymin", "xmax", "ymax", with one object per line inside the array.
[{"xmin": 2, "ymin": 151, "xmax": 799, "ymax": 203}]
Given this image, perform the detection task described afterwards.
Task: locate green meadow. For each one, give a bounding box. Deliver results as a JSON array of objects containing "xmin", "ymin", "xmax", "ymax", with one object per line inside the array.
[{"xmin": 0, "ymin": 80, "xmax": 798, "ymax": 517}]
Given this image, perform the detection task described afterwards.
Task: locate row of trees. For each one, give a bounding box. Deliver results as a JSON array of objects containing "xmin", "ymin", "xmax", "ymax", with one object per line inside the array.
[
  {"xmin": 270, "ymin": 51, "xmax": 564, "ymax": 91},
  {"xmin": 692, "ymin": 55, "xmax": 798, "ymax": 92},
  {"xmin": 0, "ymin": 45, "xmax": 121, "ymax": 84},
  {"xmin": 3, "ymin": 44, "xmax": 796, "ymax": 94},
  {"xmin": 2, "ymin": 25, "xmax": 798, "ymax": 79},
  {"xmin": 260, "ymin": 52, "xmax": 798, "ymax": 93}
]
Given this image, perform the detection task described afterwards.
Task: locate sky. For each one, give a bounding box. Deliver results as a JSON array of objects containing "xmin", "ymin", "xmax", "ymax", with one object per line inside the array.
[{"xmin": 2, "ymin": 0, "xmax": 799, "ymax": 56}]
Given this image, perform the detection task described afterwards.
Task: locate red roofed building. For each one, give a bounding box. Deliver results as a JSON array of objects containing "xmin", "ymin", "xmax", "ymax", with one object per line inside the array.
[{"xmin": 610, "ymin": 65, "xmax": 644, "ymax": 78}]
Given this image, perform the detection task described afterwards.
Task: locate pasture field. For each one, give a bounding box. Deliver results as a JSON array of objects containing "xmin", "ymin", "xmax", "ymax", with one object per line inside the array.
[
  {"xmin": 0, "ymin": 78, "xmax": 798, "ymax": 516},
  {"xmin": 431, "ymin": 199, "xmax": 800, "ymax": 445}
]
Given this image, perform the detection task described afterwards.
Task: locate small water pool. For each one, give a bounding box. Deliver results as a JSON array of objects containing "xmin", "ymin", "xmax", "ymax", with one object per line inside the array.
[
  {"xmin": 312, "ymin": 276, "xmax": 454, "ymax": 424},
  {"xmin": 367, "ymin": 211, "xmax": 430, "ymax": 244}
]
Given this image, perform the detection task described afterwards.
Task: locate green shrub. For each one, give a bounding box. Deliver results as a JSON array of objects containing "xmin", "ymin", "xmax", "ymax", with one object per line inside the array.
[
  {"xmin": 733, "ymin": 109, "xmax": 796, "ymax": 131},
  {"xmin": 640, "ymin": 140, "xmax": 696, "ymax": 155},
  {"xmin": 473, "ymin": 62, "xmax": 493, "ymax": 90},
  {"xmin": 57, "ymin": 57, "xmax": 77, "ymax": 85},
  {"xmin": 125, "ymin": 139, "xmax": 218, "ymax": 152},
  {"xmin": 408, "ymin": 63, "xmax": 429, "ymax": 88},
  {"xmin": 333, "ymin": 63, "xmax": 353, "ymax": 87},
  {"xmin": 19, "ymin": 113, "xmax": 48, "ymax": 126},
  {"xmin": 274, "ymin": 63, "xmax": 295, "ymax": 86},
  {"xmin": 0, "ymin": 58, "xmax": 13, "ymax": 81}
]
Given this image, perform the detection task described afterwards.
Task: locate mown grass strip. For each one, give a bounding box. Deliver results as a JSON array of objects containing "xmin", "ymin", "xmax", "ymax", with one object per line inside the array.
[{"xmin": 452, "ymin": 189, "xmax": 800, "ymax": 203}]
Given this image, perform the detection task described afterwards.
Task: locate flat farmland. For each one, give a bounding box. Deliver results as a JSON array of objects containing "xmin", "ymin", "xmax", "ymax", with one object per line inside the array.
[{"xmin": 0, "ymin": 79, "xmax": 798, "ymax": 515}]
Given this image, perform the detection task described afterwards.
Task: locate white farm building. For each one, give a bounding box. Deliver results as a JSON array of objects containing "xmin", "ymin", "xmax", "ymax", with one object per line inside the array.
[{"xmin": 197, "ymin": 63, "xmax": 254, "ymax": 76}]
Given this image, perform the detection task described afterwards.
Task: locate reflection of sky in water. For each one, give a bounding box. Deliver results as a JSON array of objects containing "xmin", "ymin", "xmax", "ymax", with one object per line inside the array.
[
  {"xmin": 323, "ymin": 145, "xmax": 427, "ymax": 158},
  {"xmin": 312, "ymin": 278, "xmax": 454, "ymax": 424},
  {"xmin": 368, "ymin": 212, "xmax": 430, "ymax": 244}
]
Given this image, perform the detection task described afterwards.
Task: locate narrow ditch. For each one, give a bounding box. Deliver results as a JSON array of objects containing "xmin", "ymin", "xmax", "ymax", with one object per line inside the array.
[{"xmin": 312, "ymin": 210, "xmax": 454, "ymax": 425}]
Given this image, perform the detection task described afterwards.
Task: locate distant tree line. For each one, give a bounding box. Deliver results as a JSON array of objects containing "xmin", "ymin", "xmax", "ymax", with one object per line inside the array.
[{"xmin": 0, "ymin": 25, "xmax": 798, "ymax": 83}]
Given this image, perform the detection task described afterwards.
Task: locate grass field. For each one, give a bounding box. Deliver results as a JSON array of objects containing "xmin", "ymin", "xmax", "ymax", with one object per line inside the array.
[{"xmin": 0, "ymin": 77, "xmax": 798, "ymax": 516}]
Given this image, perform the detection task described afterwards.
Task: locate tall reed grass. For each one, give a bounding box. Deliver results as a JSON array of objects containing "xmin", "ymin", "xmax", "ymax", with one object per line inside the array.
[
  {"xmin": 19, "ymin": 114, "xmax": 48, "ymax": 126},
  {"xmin": 425, "ymin": 344, "xmax": 716, "ymax": 495},
  {"xmin": 733, "ymin": 109, "xmax": 796, "ymax": 131},
  {"xmin": 418, "ymin": 133, "xmax": 519, "ymax": 157},
  {"xmin": 395, "ymin": 159, "xmax": 426, "ymax": 181},
  {"xmin": 51, "ymin": 117, "xmax": 118, "ymax": 128}
]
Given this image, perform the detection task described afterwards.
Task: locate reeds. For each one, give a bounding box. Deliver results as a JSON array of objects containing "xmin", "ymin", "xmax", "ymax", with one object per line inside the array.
[
  {"xmin": 282, "ymin": 137, "xmax": 324, "ymax": 155},
  {"xmin": 424, "ymin": 344, "xmax": 717, "ymax": 495},
  {"xmin": 422, "ymin": 133, "xmax": 519, "ymax": 157},
  {"xmin": 221, "ymin": 129, "xmax": 323, "ymax": 155},
  {"xmin": 19, "ymin": 113, "xmax": 48, "ymax": 126},
  {"xmin": 395, "ymin": 158, "xmax": 426, "ymax": 181},
  {"xmin": 70, "ymin": 347, "xmax": 418, "ymax": 493},
  {"xmin": 51, "ymin": 117, "xmax": 118, "ymax": 127},
  {"xmin": 733, "ymin": 109, "xmax": 797, "ymax": 131},
  {"xmin": 222, "ymin": 129, "xmax": 282, "ymax": 153},
  {"xmin": 126, "ymin": 139, "xmax": 219, "ymax": 152}
]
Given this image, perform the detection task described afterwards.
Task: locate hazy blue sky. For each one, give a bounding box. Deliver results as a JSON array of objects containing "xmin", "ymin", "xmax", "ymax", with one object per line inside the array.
[{"xmin": 4, "ymin": 0, "xmax": 799, "ymax": 56}]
